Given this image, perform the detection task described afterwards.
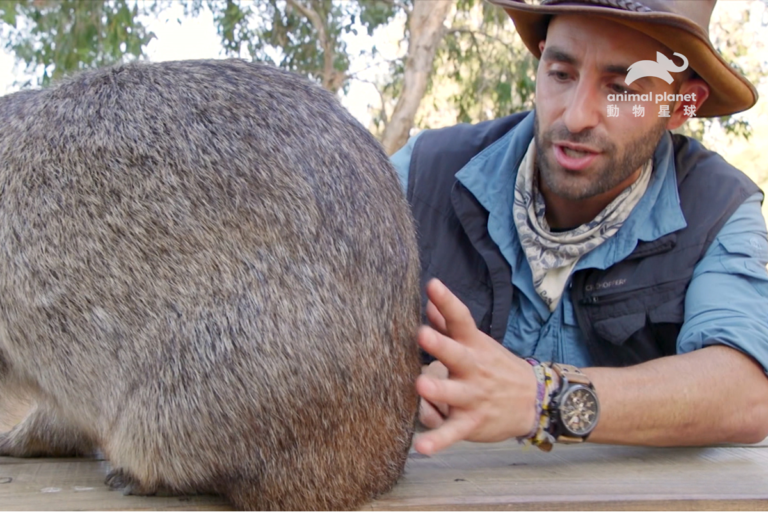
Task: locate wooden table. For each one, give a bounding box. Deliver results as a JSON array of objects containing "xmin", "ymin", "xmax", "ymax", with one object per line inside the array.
[{"xmin": 2, "ymin": 438, "xmax": 768, "ymax": 510}]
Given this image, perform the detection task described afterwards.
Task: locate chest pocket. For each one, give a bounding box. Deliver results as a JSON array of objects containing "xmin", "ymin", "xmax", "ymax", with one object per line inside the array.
[
  {"xmin": 572, "ymin": 257, "xmax": 691, "ymax": 366},
  {"xmin": 584, "ymin": 278, "xmax": 688, "ymax": 339}
]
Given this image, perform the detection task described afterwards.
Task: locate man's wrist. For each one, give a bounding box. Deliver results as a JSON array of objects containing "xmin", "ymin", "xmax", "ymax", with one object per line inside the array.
[
  {"xmin": 518, "ymin": 358, "xmax": 560, "ymax": 451},
  {"xmin": 518, "ymin": 361, "xmax": 600, "ymax": 451}
]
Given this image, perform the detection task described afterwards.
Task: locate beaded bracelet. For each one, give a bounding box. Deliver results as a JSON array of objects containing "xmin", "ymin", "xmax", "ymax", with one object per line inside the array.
[{"xmin": 518, "ymin": 358, "xmax": 560, "ymax": 451}]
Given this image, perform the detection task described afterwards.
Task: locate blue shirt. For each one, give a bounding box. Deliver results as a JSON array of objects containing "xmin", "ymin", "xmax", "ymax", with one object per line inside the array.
[{"xmin": 391, "ymin": 112, "xmax": 768, "ymax": 371}]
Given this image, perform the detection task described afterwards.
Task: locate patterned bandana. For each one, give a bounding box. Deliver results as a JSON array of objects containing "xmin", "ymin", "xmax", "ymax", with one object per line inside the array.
[{"xmin": 512, "ymin": 140, "xmax": 653, "ymax": 311}]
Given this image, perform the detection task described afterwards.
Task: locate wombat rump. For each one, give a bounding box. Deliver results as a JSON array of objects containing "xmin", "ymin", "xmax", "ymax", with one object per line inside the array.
[{"xmin": 0, "ymin": 59, "xmax": 421, "ymax": 510}]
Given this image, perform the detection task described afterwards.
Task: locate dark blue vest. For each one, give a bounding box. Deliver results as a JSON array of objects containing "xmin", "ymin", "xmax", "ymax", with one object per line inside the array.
[{"xmin": 407, "ymin": 113, "xmax": 761, "ymax": 367}]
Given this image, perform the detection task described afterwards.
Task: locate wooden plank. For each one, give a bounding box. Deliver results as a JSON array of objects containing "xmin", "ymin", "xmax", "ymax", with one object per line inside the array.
[
  {"xmin": 370, "ymin": 498, "xmax": 768, "ymax": 511},
  {"xmin": 0, "ymin": 458, "xmax": 229, "ymax": 511},
  {"xmin": 369, "ymin": 441, "xmax": 768, "ymax": 510},
  {"xmin": 3, "ymin": 425, "xmax": 768, "ymax": 511}
]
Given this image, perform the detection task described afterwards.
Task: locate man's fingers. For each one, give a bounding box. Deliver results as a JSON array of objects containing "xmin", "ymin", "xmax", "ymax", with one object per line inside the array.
[
  {"xmin": 421, "ymin": 361, "xmax": 448, "ymax": 380},
  {"xmin": 426, "ymin": 300, "xmax": 447, "ymax": 334},
  {"xmin": 413, "ymin": 417, "xmax": 475, "ymax": 455},
  {"xmin": 426, "ymin": 279, "xmax": 477, "ymax": 341},
  {"xmin": 419, "ymin": 399, "xmax": 446, "ymax": 429},
  {"xmin": 418, "ymin": 326, "xmax": 471, "ymax": 376},
  {"xmin": 416, "ymin": 374, "xmax": 475, "ymax": 409}
]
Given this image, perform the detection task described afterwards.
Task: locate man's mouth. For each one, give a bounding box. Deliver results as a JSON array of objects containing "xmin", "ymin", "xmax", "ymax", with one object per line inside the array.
[
  {"xmin": 562, "ymin": 146, "xmax": 592, "ymax": 158},
  {"xmin": 553, "ymin": 143, "xmax": 601, "ymax": 171}
]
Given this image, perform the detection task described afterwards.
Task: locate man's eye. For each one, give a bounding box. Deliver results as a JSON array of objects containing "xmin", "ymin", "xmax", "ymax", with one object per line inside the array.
[
  {"xmin": 610, "ymin": 83, "xmax": 631, "ymax": 94},
  {"xmin": 548, "ymin": 71, "xmax": 570, "ymax": 81}
]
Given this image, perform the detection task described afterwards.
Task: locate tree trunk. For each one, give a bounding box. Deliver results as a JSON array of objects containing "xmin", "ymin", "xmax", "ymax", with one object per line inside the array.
[
  {"xmin": 286, "ymin": 0, "xmax": 344, "ymax": 93},
  {"xmin": 380, "ymin": 0, "xmax": 455, "ymax": 155}
]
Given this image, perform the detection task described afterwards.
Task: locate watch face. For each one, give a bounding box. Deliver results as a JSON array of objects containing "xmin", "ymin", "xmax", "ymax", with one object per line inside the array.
[{"xmin": 559, "ymin": 384, "xmax": 600, "ymax": 437}]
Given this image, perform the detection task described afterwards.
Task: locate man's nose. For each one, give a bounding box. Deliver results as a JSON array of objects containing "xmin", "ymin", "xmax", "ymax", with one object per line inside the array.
[{"xmin": 562, "ymin": 80, "xmax": 601, "ymax": 134}]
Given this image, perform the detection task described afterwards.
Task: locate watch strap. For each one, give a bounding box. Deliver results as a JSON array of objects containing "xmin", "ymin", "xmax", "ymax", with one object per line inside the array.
[
  {"xmin": 546, "ymin": 363, "xmax": 598, "ymax": 444},
  {"xmin": 549, "ymin": 363, "xmax": 592, "ymax": 386}
]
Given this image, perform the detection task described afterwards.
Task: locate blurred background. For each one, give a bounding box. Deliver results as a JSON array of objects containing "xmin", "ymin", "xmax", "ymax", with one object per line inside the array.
[{"xmin": 1, "ymin": 0, "xmax": 766, "ymax": 211}]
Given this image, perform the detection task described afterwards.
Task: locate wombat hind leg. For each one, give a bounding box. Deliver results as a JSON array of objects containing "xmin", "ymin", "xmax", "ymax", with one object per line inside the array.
[{"xmin": 0, "ymin": 404, "xmax": 96, "ymax": 458}]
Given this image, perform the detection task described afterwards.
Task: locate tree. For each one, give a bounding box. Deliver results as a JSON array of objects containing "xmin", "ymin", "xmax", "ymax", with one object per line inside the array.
[
  {"xmin": 379, "ymin": 0, "xmax": 454, "ymax": 155},
  {"xmin": 369, "ymin": 0, "xmax": 536, "ymax": 149},
  {"xmin": 0, "ymin": 0, "xmax": 157, "ymax": 88},
  {"xmin": 371, "ymin": 0, "xmax": 767, "ymax": 152},
  {"xmin": 678, "ymin": 0, "xmax": 768, "ymax": 142},
  {"xmin": 193, "ymin": 0, "xmax": 397, "ymax": 94},
  {"xmin": 193, "ymin": 0, "xmax": 457, "ymax": 153},
  {"xmin": 426, "ymin": 0, "xmax": 537, "ymax": 125},
  {"xmin": 1, "ymin": 0, "xmax": 764, "ymax": 154}
]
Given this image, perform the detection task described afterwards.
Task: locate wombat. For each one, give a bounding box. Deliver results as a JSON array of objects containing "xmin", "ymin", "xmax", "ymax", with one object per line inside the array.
[{"xmin": 0, "ymin": 59, "xmax": 421, "ymax": 510}]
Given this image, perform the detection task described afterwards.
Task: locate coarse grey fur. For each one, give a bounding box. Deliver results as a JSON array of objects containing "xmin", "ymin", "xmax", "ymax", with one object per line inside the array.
[{"xmin": 0, "ymin": 59, "xmax": 421, "ymax": 510}]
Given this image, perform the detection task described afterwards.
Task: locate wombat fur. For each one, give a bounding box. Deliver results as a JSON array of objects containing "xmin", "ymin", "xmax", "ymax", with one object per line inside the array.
[{"xmin": 0, "ymin": 59, "xmax": 421, "ymax": 510}]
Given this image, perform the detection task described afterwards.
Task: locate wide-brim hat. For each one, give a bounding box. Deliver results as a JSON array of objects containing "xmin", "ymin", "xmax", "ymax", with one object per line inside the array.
[{"xmin": 487, "ymin": 0, "xmax": 758, "ymax": 117}]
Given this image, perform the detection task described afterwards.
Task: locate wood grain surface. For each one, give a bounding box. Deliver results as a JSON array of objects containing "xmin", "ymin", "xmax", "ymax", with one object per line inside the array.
[{"xmin": 2, "ymin": 435, "xmax": 767, "ymax": 510}]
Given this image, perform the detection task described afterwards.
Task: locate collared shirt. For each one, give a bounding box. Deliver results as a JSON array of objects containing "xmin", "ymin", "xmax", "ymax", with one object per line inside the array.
[{"xmin": 391, "ymin": 112, "xmax": 768, "ymax": 370}]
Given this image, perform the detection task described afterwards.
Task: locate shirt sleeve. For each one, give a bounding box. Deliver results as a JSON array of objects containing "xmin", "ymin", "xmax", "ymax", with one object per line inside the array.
[
  {"xmin": 389, "ymin": 132, "xmax": 423, "ymax": 195},
  {"xmin": 678, "ymin": 192, "xmax": 768, "ymax": 371}
]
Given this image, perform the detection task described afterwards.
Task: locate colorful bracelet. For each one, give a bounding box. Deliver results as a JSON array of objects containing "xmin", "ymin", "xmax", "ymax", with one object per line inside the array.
[{"xmin": 518, "ymin": 358, "xmax": 560, "ymax": 451}]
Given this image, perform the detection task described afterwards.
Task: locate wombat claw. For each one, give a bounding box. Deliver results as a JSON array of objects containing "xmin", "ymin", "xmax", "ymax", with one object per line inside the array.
[{"xmin": 105, "ymin": 469, "xmax": 155, "ymax": 496}]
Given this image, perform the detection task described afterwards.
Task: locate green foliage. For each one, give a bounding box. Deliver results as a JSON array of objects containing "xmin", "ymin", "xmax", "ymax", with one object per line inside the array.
[
  {"xmin": 1, "ymin": 0, "xmax": 763, "ymax": 146},
  {"xmin": 1, "ymin": 0, "xmax": 399, "ymax": 93},
  {"xmin": 419, "ymin": 2, "xmax": 537, "ymax": 128},
  {"xmin": 671, "ymin": 2, "xmax": 766, "ymax": 142},
  {"xmin": 416, "ymin": 0, "xmax": 765, "ymax": 140},
  {"xmin": 187, "ymin": 0, "xmax": 396, "ymax": 92},
  {"xmin": 214, "ymin": 0, "xmax": 253, "ymax": 55},
  {"xmin": 369, "ymin": 55, "xmax": 405, "ymax": 136},
  {"xmin": 0, "ymin": 0, "xmax": 158, "ymax": 87}
]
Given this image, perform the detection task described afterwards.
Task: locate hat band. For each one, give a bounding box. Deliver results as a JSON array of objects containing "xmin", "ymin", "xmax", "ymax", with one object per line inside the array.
[{"xmin": 541, "ymin": 0, "xmax": 653, "ymax": 13}]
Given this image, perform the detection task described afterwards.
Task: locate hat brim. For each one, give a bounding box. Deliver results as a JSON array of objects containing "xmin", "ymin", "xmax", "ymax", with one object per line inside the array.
[{"xmin": 488, "ymin": 0, "xmax": 758, "ymax": 117}]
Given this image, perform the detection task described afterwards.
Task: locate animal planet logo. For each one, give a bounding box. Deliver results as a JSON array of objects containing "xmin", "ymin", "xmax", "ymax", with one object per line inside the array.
[
  {"xmin": 626, "ymin": 52, "xmax": 689, "ymax": 85},
  {"xmin": 607, "ymin": 52, "xmax": 697, "ymax": 104}
]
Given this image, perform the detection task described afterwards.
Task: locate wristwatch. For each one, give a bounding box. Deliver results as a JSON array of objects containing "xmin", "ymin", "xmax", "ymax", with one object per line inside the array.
[{"xmin": 547, "ymin": 363, "xmax": 600, "ymax": 443}]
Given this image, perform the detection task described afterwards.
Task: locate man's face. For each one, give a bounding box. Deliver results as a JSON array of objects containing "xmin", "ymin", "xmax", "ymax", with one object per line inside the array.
[{"xmin": 534, "ymin": 15, "xmax": 679, "ymax": 201}]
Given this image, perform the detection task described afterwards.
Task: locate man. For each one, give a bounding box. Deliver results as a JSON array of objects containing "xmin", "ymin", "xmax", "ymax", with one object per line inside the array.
[{"xmin": 391, "ymin": 0, "xmax": 768, "ymax": 455}]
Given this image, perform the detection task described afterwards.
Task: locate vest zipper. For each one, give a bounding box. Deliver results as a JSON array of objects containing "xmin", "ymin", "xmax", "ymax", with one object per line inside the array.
[
  {"xmin": 580, "ymin": 289, "xmax": 638, "ymax": 305},
  {"xmin": 580, "ymin": 277, "xmax": 690, "ymax": 306}
]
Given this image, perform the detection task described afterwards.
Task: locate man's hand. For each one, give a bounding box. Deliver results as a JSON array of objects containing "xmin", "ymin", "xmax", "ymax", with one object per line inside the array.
[
  {"xmin": 414, "ymin": 278, "xmax": 539, "ymax": 455},
  {"xmin": 419, "ymin": 361, "xmax": 449, "ymax": 429}
]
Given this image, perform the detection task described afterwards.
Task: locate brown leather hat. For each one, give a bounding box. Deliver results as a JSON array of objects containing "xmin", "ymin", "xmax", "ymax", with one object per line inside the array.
[{"xmin": 487, "ymin": 0, "xmax": 758, "ymax": 117}]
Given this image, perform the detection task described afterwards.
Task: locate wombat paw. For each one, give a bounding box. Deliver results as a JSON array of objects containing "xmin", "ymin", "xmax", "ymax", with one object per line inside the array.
[{"xmin": 105, "ymin": 468, "xmax": 157, "ymax": 496}]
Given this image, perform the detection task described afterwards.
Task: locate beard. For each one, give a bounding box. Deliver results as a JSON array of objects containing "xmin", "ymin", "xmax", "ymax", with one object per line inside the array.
[{"xmin": 534, "ymin": 111, "xmax": 667, "ymax": 201}]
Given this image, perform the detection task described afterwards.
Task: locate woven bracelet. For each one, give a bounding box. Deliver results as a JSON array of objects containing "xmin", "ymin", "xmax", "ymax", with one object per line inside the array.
[{"xmin": 518, "ymin": 358, "xmax": 559, "ymax": 451}]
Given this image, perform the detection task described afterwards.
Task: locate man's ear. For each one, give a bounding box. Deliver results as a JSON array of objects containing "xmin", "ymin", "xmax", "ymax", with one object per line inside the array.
[
  {"xmin": 666, "ymin": 78, "xmax": 710, "ymax": 131},
  {"xmin": 538, "ymin": 40, "xmax": 546, "ymax": 54}
]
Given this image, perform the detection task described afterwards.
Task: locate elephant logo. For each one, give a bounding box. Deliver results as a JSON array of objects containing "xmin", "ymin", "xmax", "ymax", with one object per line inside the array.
[{"xmin": 625, "ymin": 52, "xmax": 689, "ymax": 85}]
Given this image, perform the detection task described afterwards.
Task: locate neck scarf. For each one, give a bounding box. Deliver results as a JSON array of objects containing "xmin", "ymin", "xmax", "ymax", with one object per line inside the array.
[{"xmin": 512, "ymin": 140, "xmax": 653, "ymax": 311}]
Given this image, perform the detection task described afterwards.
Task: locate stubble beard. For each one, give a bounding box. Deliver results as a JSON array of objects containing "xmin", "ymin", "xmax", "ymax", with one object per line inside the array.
[{"xmin": 533, "ymin": 111, "xmax": 668, "ymax": 201}]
